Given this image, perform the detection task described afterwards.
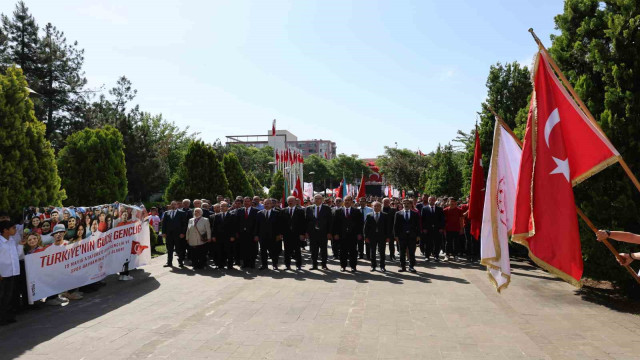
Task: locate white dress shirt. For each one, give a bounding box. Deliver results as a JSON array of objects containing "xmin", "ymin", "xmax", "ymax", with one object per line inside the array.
[{"xmin": 0, "ymin": 235, "xmax": 21, "ymax": 277}]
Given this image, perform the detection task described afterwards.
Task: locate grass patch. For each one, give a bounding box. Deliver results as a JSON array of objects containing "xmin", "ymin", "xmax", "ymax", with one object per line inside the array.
[{"xmin": 152, "ymin": 244, "xmax": 167, "ymax": 258}]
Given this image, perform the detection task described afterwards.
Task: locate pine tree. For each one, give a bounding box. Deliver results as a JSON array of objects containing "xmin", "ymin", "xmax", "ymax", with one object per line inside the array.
[
  {"xmin": 165, "ymin": 140, "xmax": 230, "ymax": 201},
  {"xmin": 422, "ymin": 144, "xmax": 462, "ymax": 198},
  {"xmin": 224, "ymin": 153, "xmax": 253, "ymax": 198},
  {"xmin": 268, "ymin": 171, "xmax": 285, "ymax": 200},
  {"xmin": 2, "ymin": 2, "xmax": 39, "ymax": 79},
  {"xmin": 248, "ymin": 172, "xmax": 266, "ymax": 198},
  {"xmin": 0, "ymin": 66, "xmax": 62, "ymax": 216},
  {"xmin": 57, "ymin": 125, "xmax": 127, "ymax": 205}
]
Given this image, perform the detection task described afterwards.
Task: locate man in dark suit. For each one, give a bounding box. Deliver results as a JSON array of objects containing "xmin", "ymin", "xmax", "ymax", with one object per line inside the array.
[
  {"xmin": 305, "ymin": 194, "xmax": 333, "ymax": 270},
  {"xmin": 211, "ymin": 201, "xmax": 236, "ymax": 269},
  {"xmin": 254, "ymin": 199, "xmax": 281, "ymax": 270},
  {"xmin": 364, "ymin": 201, "xmax": 391, "ymax": 272},
  {"xmin": 161, "ymin": 200, "xmax": 188, "ymax": 267},
  {"xmin": 280, "ymin": 196, "xmax": 306, "ymax": 270},
  {"xmin": 420, "ymin": 195, "xmax": 445, "ymax": 262},
  {"xmin": 382, "ymin": 198, "xmax": 397, "ymax": 261},
  {"xmin": 332, "ymin": 196, "xmax": 363, "ymax": 272},
  {"xmin": 235, "ymin": 197, "xmax": 258, "ymax": 269},
  {"xmin": 394, "ymin": 199, "xmax": 420, "ymax": 272}
]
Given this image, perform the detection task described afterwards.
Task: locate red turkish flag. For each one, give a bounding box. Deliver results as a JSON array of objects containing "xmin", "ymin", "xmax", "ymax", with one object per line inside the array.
[
  {"xmin": 275, "ymin": 151, "xmax": 280, "ymax": 164},
  {"xmin": 513, "ymin": 52, "xmax": 619, "ymax": 286},
  {"xmin": 131, "ymin": 241, "xmax": 149, "ymax": 255},
  {"xmin": 468, "ymin": 127, "xmax": 484, "ymax": 240},
  {"xmin": 272, "ymin": 119, "xmax": 276, "ymax": 136},
  {"xmin": 294, "ymin": 176, "xmax": 304, "ymax": 203},
  {"xmin": 356, "ymin": 174, "xmax": 366, "ymax": 200}
]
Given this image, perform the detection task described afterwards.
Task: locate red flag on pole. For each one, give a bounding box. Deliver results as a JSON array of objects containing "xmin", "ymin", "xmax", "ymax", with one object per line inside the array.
[
  {"xmin": 356, "ymin": 173, "xmax": 366, "ymax": 200},
  {"xmin": 275, "ymin": 151, "xmax": 280, "ymax": 164},
  {"xmin": 336, "ymin": 179, "xmax": 344, "ymax": 198},
  {"xmin": 324, "ymin": 152, "xmax": 328, "ymax": 159},
  {"xmin": 512, "ymin": 52, "xmax": 620, "ymax": 286},
  {"xmin": 272, "ymin": 119, "xmax": 276, "ymax": 136},
  {"xmin": 468, "ymin": 127, "xmax": 485, "ymax": 240},
  {"xmin": 294, "ymin": 176, "xmax": 304, "ymax": 203},
  {"xmin": 401, "ymin": 190, "xmax": 405, "ymax": 199},
  {"xmin": 387, "ymin": 184, "xmax": 392, "ymax": 198}
]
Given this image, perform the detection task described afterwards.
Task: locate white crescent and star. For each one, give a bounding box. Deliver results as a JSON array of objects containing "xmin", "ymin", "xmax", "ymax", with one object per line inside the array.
[{"xmin": 544, "ymin": 108, "xmax": 570, "ymax": 182}]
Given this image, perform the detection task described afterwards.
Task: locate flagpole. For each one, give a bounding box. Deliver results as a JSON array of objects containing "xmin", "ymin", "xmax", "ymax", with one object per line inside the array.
[
  {"xmin": 489, "ymin": 105, "xmax": 640, "ymax": 284},
  {"xmin": 528, "ymin": 28, "xmax": 640, "ymax": 194}
]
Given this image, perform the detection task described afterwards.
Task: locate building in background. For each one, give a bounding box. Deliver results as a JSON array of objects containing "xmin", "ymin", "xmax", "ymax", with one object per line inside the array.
[{"xmin": 226, "ymin": 129, "xmax": 337, "ymax": 159}]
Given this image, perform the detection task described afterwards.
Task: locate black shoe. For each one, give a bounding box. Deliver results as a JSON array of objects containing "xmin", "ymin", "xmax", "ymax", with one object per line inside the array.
[
  {"xmin": 370, "ymin": 267, "xmax": 376, "ymax": 272},
  {"xmin": 178, "ymin": 262, "xmax": 185, "ymax": 268},
  {"xmin": 259, "ymin": 266, "xmax": 267, "ymax": 270},
  {"xmin": 399, "ymin": 268, "xmax": 406, "ymax": 272},
  {"xmin": 409, "ymin": 267, "xmax": 417, "ymax": 273},
  {"xmin": 322, "ymin": 265, "xmax": 329, "ymax": 270},
  {"xmin": 311, "ymin": 266, "xmax": 318, "ymax": 270},
  {"xmin": 163, "ymin": 263, "xmax": 172, "ymax": 267},
  {"xmin": 340, "ymin": 267, "xmax": 346, "ymax": 272},
  {"xmin": 273, "ymin": 265, "xmax": 278, "ymax": 270},
  {"xmin": 359, "ymin": 254, "xmax": 364, "ymax": 259},
  {"xmin": 285, "ymin": 266, "xmax": 291, "ymax": 270},
  {"xmin": 351, "ymin": 268, "xmax": 357, "ymax": 273},
  {"xmin": 296, "ymin": 266, "xmax": 302, "ymax": 271},
  {"xmin": 434, "ymin": 258, "xmax": 440, "ymax": 262},
  {"xmin": 366, "ymin": 255, "xmax": 370, "ymax": 260},
  {"xmin": 380, "ymin": 267, "xmax": 386, "ymax": 273}
]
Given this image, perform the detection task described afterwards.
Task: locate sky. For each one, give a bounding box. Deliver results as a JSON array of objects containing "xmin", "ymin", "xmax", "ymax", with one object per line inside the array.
[{"xmin": 2, "ymin": 0, "xmax": 564, "ymax": 158}]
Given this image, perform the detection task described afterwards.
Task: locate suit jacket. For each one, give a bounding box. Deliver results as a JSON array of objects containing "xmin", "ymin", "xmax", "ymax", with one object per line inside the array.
[
  {"xmin": 162, "ymin": 209, "xmax": 188, "ymax": 236},
  {"xmin": 332, "ymin": 207, "xmax": 363, "ymax": 240},
  {"xmin": 420, "ymin": 205, "xmax": 445, "ymax": 232},
  {"xmin": 382, "ymin": 206, "xmax": 397, "ymax": 233},
  {"xmin": 186, "ymin": 216, "xmax": 211, "ymax": 247},
  {"xmin": 280, "ymin": 206, "xmax": 305, "ymax": 239},
  {"xmin": 210, "ymin": 211, "xmax": 235, "ymax": 242},
  {"xmin": 235, "ymin": 207, "xmax": 258, "ymax": 238},
  {"xmin": 394, "ymin": 209, "xmax": 420, "ymax": 239},
  {"xmin": 181, "ymin": 207, "xmax": 194, "ymax": 220},
  {"xmin": 254, "ymin": 209, "xmax": 281, "ymax": 241},
  {"xmin": 363, "ymin": 212, "xmax": 391, "ymax": 242},
  {"xmin": 305, "ymin": 204, "xmax": 333, "ymax": 236}
]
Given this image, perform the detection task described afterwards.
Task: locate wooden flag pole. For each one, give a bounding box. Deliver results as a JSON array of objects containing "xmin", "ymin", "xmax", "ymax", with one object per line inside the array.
[
  {"xmin": 528, "ymin": 28, "xmax": 640, "ymax": 194},
  {"xmin": 488, "ymin": 104, "xmax": 640, "ymax": 284}
]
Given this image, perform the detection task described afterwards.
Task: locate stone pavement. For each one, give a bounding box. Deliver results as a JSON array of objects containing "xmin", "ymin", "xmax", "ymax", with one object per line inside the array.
[{"xmin": 2, "ymin": 249, "xmax": 640, "ymax": 360}]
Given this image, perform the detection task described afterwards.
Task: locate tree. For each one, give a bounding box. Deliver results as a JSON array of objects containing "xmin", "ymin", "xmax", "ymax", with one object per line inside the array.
[
  {"xmin": 377, "ymin": 147, "xmax": 430, "ymax": 193},
  {"xmin": 248, "ymin": 172, "xmax": 266, "ymax": 198},
  {"xmin": 224, "ymin": 153, "xmax": 253, "ymax": 198},
  {"xmin": 268, "ymin": 171, "xmax": 285, "ymax": 200},
  {"xmin": 0, "ymin": 67, "xmax": 62, "ymax": 216},
  {"xmin": 225, "ymin": 144, "xmax": 274, "ymax": 188},
  {"xmin": 57, "ymin": 125, "xmax": 127, "ymax": 205},
  {"xmin": 303, "ymin": 154, "xmax": 331, "ymax": 191},
  {"xmin": 1, "ymin": 2, "xmax": 39, "ymax": 79},
  {"xmin": 548, "ymin": 0, "xmax": 640, "ymax": 286},
  {"xmin": 328, "ymin": 154, "xmax": 369, "ymax": 186},
  {"xmin": 165, "ymin": 140, "xmax": 230, "ymax": 201},
  {"xmin": 422, "ymin": 144, "xmax": 462, "ymax": 198}
]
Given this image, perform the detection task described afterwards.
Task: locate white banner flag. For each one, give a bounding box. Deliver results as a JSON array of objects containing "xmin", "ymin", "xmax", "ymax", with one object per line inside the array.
[
  {"xmin": 303, "ymin": 182, "xmax": 314, "ymax": 200},
  {"xmin": 25, "ymin": 220, "xmax": 151, "ymax": 303},
  {"xmin": 481, "ymin": 120, "xmax": 521, "ymax": 292}
]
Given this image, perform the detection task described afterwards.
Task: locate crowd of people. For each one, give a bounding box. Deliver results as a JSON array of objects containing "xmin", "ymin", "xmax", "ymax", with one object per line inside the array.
[
  {"xmin": 0, "ymin": 204, "xmax": 147, "ymax": 325},
  {"xmin": 158, "ymin": 194, "xmax": 480, "ymax": 274}
]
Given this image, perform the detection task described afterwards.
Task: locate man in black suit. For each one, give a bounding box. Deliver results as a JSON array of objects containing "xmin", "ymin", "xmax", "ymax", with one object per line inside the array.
[
  {"xmin": 235, "ymin": 197, "xmax": 258, "ymax": 269},
  {"xmin": 332, "ymin": 196, "xmax": 363, "ymax": 272},
  {"xmin": 382, "ymin": 198, "xmax": 397, "ymax": 261},
  {"xmin": 254, "ymin": 199, "xmax": 281, "ymax": 270},
  {"xmin": 280, "ymin": 196, "xmax": 306, "ymax": 270},
  {"xmin": 305, "ymin": 194, "xmax": 333, "ymax": 270},
  {"xmin": 420, "ymin": 195, "xmax": 445, "ymax": 262},
  {"xmin": 394, "ymin": 199, "xmax": 420, "ymax": 272},
  {"xmin": 363, "ymin": 201, "xmax": 391, "ymax": 272},
  {"xmin": 211, "ymin": 201, "xmax": 236, "ymax": 269},
  {"xmin": 161, "ymin": 200, "xmax": 188, "ymax": 267}
]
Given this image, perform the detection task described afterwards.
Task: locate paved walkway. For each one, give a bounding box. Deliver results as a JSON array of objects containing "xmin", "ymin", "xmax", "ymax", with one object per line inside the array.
[{"xmin": 2, "ymin": 250, "xmax": 640, "ymax": 360}]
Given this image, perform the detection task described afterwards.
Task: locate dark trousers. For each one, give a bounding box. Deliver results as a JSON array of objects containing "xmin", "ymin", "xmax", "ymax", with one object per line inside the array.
[
  {"xmin": 357, "ymin": 238, "xmax": 365, "ymax": 257},
  {"xmin": 445, "ymin": 231, "xmax": 459, "ymax": 256},
  {"xmin": 223, "ymin": 239, "xmax": 236, "ymax": 268},
  {"xmin": 239, "ymin": 233, "xmax": 256, "ymax": 268},
  {"xmin": 16, "ymin": 260, "xmax": 27, "ymax": 309},
  {"xmin": 192, "ymin": 244, "xmax": 208, "ymax": 269},
  {"xmin": 259, "ymin": 237, "xmax": 279, "ymax": 267},
  {"xmin": 388, "ymin": 238, "xmax": 396, "ymax": 258},
  {"xmin": 310, "ymin": 235, "xmax": 328, "ymax": 267},
  {"xmin": 339, "ymin": 237, "xmax": 358, "ymax": 269},
  {"xmin": 424, "ymin": 229, "xmax": 440, "ymax": 258},
  {"xmin": 369, "ymin": 239, "xmax": 386, "ymax": 269},
  {"xmin": 166, "ymin": 233, "xmax": 186, "ymax": 265},
  {"xmin": 0, "ymin": 276, "xmax": 16, "ymax": 322},
  {"xmin": 399, "ymin": 237, "xmax": 417, "ymax": 269},
  {"xmin": 284, "ymin": 235, "xmax": 302, "ymax": 267},
  {"xmin": 464, "ymin": 227, "xmax": 480, "ymax": 260},
  {"xmin": 332, "ymin": 239, "xmax": 340, "ymax": 258}
]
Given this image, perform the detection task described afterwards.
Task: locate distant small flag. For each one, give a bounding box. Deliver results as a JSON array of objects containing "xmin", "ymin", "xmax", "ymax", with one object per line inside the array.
[{"xmin": 272, "ymin": 119, "xmax": 276, "ymax": 136}]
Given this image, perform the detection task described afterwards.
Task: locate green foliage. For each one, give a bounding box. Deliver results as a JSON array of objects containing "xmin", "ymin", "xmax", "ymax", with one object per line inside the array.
[
  {"xmin": 377, "ymin": 147, "xmax": 430, "ymax": 193},
  {"xmin": 303, "ymin": 154, "xmax": 331, "ymax": 191},
  {"xmin": 57, "ymin": 125, "xmax": 127, "ymax": 205},
  {"xmin": 149, "ymin": 224, "xmax": 158, "ymax": 248},
  {"xmin": 0, "ymin": 66, "xmax": 63, "ymax": 216},
  {"xmin": 248, "ymin": 172, "xmax": 266, "ymax": 198},
  {"xmin": 549, "ymin": 0, "xmax": 640, "ymax": 287},
  {"xmin": 165, "ymin": 140, "xmax": 230, "ymax": 201},
  {"xmin": 225, "ymin": 144, "xmax": 274, "ymax": 188},
  {"xmin": 422, "ymin": 144, "xmax": 462, "ymax": 198},
  {"xmin": 328, "ymin": 154, "xmax": 369, "ymax": 186},
  {"xmin": 269, "ymin": 171, "xmax": 285, "ymax": 200},
  {"xmin": 223, "ymin": 152, "xmax": 253, "ymax": 198}
]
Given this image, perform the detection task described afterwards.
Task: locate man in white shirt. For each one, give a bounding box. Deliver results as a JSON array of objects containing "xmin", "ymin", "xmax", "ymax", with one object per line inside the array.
[{"xmin": 0, "ymin": 220, "xmax": 20, "ymax": 324}]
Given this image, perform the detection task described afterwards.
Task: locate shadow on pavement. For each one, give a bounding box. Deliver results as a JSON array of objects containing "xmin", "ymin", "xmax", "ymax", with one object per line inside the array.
[{"xmin": 0, "ymin": 269, "xmax": 160, "ymax": 358}]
